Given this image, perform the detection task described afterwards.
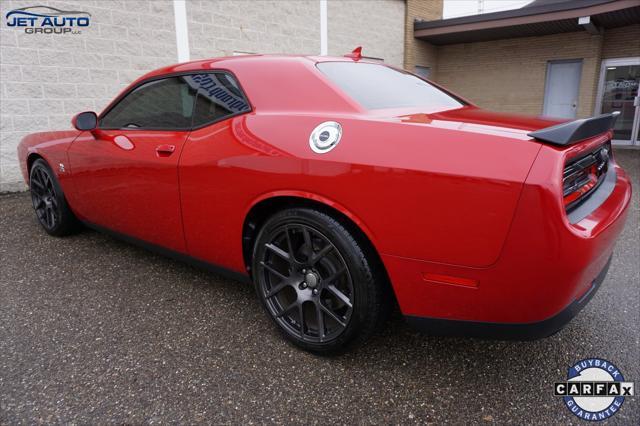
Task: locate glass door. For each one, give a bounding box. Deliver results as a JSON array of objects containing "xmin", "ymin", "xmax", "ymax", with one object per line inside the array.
[{"xmin": 596, "ymin": 58, "xmax": 640, "ymax": 146}]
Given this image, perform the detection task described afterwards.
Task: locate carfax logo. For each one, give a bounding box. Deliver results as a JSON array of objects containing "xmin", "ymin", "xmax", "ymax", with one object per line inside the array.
[
  {"xmin": 5, "ymin": 5, "xmax": 90, "ymax": 35},
  {"xmin": 555, "ymin": 358, "xmax": 634, "ymax": 421}
]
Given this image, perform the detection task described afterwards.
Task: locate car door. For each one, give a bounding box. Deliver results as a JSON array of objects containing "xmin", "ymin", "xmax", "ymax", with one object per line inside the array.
[{"xmin": 67, "ymin": 76, "xmax": 197, "ymax": 253}]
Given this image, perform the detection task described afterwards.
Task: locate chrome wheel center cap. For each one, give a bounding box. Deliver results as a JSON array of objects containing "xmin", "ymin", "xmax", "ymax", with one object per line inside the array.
[{"xmin": 304, "ymin": 272, "xmax": 319, "ymax": 289}]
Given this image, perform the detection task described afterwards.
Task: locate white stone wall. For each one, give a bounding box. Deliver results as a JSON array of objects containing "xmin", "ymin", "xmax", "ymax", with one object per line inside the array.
[
  {"xmin": 328, "ymin": 0, "xmax": 405, "ymax": 67},
  {"xmin": 0, "ymin": 0, "xmax": 406, "ymax": 192},
  {"xmin": 0, "ymin": 0, "xmax": 177, "ymax": 191},
  {"xmin": 186, "ymin": 0, "xmax": 320, "ymax": 59}
]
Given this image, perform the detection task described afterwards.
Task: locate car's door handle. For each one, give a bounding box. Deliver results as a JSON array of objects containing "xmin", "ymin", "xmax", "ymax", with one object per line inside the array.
[{"xmin": 156, "ymin": 144, "xmax": 176, "ymax": 156}]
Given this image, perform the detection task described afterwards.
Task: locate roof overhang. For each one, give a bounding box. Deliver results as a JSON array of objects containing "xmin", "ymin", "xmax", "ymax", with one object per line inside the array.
[{"xmin": 414, "ymin": 0, "xmax": 640, "ymax": 45}]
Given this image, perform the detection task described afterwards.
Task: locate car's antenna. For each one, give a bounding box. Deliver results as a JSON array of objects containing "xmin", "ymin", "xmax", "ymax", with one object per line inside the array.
[{"xmin": 344, "ymin": 46, "xmax": 362, "ymax": 61}]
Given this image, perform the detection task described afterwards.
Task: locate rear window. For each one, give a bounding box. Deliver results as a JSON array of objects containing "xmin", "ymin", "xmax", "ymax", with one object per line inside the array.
[{"xmin": 317, "ymin": 62, "xmax": 464, "ymax": 111}]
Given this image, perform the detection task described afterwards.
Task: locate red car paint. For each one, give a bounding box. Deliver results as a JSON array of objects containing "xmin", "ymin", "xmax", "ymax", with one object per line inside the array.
[{"xmin": 17, "ymin": 55, "xmax": 631, "ymax": 329}]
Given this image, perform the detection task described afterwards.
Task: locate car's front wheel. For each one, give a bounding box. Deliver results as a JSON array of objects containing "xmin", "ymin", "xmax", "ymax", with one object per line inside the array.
[
  {"xmin": 29, "ymin": 159, "xmax": 79, "ymax": 236},
  {"xmin": 252, "ymin": 207, "xmax": 387, "ymax": 354}
]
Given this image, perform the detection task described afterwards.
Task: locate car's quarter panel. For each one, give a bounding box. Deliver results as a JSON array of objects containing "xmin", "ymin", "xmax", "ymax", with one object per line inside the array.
[
  {"xmin": 178, "ymin": 110, "xmax": 541, "ymax": 273},
  {"xmin": 247, "ymin": 113, "xmax": 541, "ymax": 267},
  {"xmin": 67, "ymin": 130, "xmax": 189, "ymax": 253}
]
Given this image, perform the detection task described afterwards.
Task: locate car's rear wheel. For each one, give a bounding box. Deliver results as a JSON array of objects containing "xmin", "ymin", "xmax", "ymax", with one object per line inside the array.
[
  {"xmin": 252, "ymin": 208, "xmax": 387, "ymax": 354},
  {"xmin": 29, "ymin": 159, "xmax": 79, "ymax": 236}
]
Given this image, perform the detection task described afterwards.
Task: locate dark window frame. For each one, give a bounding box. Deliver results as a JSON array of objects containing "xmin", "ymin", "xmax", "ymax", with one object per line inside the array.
[{"xmin": 98, "ymin": 70, "xmax": 253, "ymax": 132}]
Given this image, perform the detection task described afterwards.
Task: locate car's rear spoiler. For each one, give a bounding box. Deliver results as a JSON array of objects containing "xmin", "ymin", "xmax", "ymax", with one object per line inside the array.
[{"xmin": 528, "ymin": 112, "xmax": 620, "ymax": 146}]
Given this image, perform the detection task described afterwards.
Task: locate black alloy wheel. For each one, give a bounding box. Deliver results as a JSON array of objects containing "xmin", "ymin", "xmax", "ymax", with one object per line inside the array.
[
  {"xmin": 29, "ymin": 159, "xmax": 79, "ymax": 236},
  {"xmin": 30, "ymin": 163, "xmax": 59, "ymax": 230},
  {"xmin": 252, "ymin": 208, "xmax": 387, "ymax": 354}
]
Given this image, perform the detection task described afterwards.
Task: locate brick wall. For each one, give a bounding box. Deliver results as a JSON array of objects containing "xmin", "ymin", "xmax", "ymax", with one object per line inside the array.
[
  {"xmin": 403, "ymin": 0, "xmax": 441, "ymax": 73},
  {"xmin": 434, "ymin": 32, "xmax": 605, "ymax": 118},
  {"xmin": 328, "ymin": 0, "xmax": 405, "ymax": 67},
  {"xmin": 602, "ymin": 24, "xmax": 640, "ymax": 59},
  {"xmin": 0, "ymin": 0, "xmax": 178, "ymax": 192}
]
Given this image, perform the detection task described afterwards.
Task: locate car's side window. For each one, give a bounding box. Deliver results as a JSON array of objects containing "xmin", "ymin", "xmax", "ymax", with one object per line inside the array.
[
  {"xmin": 100, "ymin": 73, "xmax": 250, "ymax": 131},
  {"xmin": 186, "ymin": 73, "xmax": 251, "ymax": 128},
  {"xmin": 100, "ymin": 77, "xmax": 196, "ymax": 130}
]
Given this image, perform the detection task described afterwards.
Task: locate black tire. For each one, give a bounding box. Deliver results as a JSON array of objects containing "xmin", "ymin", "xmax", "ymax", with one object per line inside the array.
[
  {"xmin": 29, "ymin": 159, "xmax": 79, "ymax": 237},
  {"xmin": 251, "ymin": 207, "xmax": 387, "ymax": 354}
]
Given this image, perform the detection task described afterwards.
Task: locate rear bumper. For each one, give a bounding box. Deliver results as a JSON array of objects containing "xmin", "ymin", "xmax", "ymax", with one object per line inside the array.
[{"xmin": 404, "ymin": 255, "xmax": 612, "ymax": 340}]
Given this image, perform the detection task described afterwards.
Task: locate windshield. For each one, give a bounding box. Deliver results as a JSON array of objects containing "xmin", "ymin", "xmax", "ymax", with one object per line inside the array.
[{"xmin": 317, "ymin": 62, "xmax": 464, "ymax": 112}]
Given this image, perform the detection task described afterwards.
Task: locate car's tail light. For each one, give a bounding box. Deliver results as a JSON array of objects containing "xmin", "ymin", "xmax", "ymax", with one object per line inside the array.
[{"xmin": 562, "ymin": 143, "xmax": 611, "ymax": 212}]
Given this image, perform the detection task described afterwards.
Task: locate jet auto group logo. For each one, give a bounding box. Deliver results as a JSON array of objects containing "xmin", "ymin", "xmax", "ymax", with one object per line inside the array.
[
  {"xmin": 5, "ymin": 5, "xmax": 90, "ymax": 35},
  {"xmin": 555, "ymin": 358, "xmax": 634, "ymax": 421}
]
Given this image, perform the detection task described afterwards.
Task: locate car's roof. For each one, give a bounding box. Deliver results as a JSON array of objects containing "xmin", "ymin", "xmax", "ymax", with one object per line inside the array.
[
  {"xmin": 125, "ymin": 54, "xmax": 383, "ymax": 115},
  {"xmin": 142, "ymin": 54, "xmax": 373, "ymax": 79}
]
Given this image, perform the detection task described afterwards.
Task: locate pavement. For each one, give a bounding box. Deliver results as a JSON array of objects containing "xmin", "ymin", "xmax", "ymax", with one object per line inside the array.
[{"xmin": 0, "ymin": 149, "xmax": 638, "ymax": 425}]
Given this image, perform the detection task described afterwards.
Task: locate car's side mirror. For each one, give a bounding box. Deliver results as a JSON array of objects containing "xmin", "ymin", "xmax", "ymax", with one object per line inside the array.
[{"xmin": 72, "ymin": 111, "xmax": 98, "ymax": 131}]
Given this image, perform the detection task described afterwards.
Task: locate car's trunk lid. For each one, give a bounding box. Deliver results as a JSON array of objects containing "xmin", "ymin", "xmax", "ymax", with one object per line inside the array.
[
  {"xmin": 372, "ymin": 106, "xmax": 563, "ymax": 142},
  {"xmin": 378, "ymin": 106, "xmax": 618, "ymax": 148}
]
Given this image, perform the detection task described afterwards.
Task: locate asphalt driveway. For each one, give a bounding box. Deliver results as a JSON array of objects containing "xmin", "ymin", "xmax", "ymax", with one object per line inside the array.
[{"xmin": 1, "ymin": 150, "xmax": 638, "ymax": 424}]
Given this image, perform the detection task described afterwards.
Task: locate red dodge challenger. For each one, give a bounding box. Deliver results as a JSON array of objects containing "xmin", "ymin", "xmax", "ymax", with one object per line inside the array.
[{"xmin": 17, "ymin": 52, "xmax": 632, "ymax": 353}]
